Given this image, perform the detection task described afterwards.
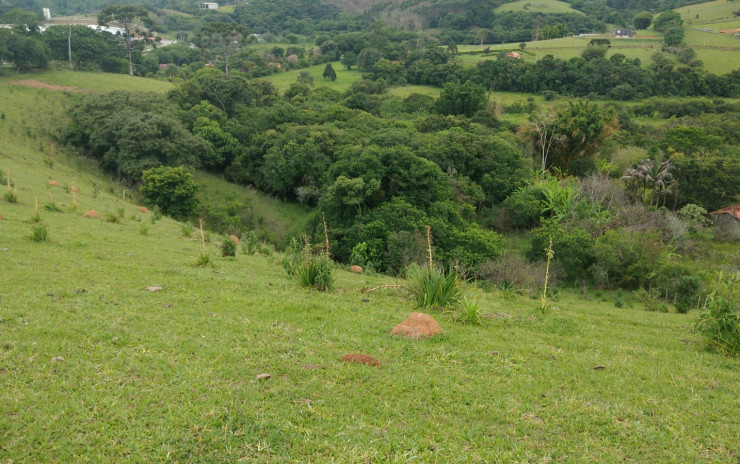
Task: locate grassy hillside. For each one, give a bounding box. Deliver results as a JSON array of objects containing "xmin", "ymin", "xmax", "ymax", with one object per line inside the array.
[
  {"xmin": 2, "ymin": 70, "xmax": 740, "ymax": 462},
  {"xmin": 455, "ymin": 30, "xmax": 740, "ymax": 74},
  {"xmin": 677, "ymin": 0, "xmax": 740, "ymax": 25},
  {"xmin": 261, "ymin": 61, "xmax": 364, "ymax": 93},
  {"xmin": 494, "ymin": 0, "xmax": 584, "ymax": 15}
]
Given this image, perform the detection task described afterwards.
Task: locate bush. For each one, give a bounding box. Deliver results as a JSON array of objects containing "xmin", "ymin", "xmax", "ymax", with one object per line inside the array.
[
  {"xmin": 283, "ymin": 237, "xmax": 334, "ymax": 291},
  {"xmin": 140, "ymin": 166, "xmax": 198, "ymax": 219},
  {"xmin": 694, "ymin": 272, "xmax": 740, "ymax": 356},
  {"xmin": 221, "ymin": 236, "xmax": 237, "ymax": 257},
  {"xmin": 405, "ymin": 263, "xmax": 463, "ymax": 310},
  {"xmin": 295, "ymin": 253, "xmax": 334, "ymax": 292},
  {"xmin": 635, "ymin": 288, "xmax": 668, "ymax": 312},
  {"xmin": 476, "ymin": 251, "xmax": 563, "ymax": 293},
  {"xmin": 243, "ymin": 230, "xmax": 259, "ymax": 255}
]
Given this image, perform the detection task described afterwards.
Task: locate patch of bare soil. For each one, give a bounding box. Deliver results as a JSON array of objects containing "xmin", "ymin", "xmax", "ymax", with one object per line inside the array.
[
  {"xmin": 341, "ymin": 353, "xmax": 381, "ymax": 366},
  {"xmin": 11, "ymin": 80, "xmax": 81, "ymax": 92}
]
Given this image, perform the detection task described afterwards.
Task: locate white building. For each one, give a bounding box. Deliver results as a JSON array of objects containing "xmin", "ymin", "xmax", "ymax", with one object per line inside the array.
[{"xmin": 199, "ymin": 3, "xmax": 219, "ymax": 9}]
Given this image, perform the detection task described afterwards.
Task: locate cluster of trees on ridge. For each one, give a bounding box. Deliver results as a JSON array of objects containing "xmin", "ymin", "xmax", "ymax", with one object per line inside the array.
[{"xmin": 63, "ymin": 66, "xmax": 740, "ymax": 303}]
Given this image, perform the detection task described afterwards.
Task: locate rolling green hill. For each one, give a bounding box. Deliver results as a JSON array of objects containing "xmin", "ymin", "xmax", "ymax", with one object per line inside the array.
[
  {"xmin": 2, "ymin": 70, "xmax": 740, "ymax": 462},
  {"xmin": 494, "ymin": 0, "xmax": 583, "ymax": 15}
]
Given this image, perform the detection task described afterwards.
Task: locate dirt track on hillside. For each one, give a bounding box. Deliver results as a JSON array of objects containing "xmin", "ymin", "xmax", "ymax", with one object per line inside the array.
[{"xmin": 10, "ymin": 80, "xmax": 80, "ymax": 92}]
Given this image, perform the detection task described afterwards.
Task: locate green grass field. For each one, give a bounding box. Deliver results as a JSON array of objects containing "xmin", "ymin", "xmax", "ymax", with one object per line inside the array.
[
  {"xmin": 677, "ymin": 0, "xmax": 740, "ymax": 25},
  {"xmin": 261, "ymin": 62, "xmax": 364, "ymax": 93},
  {"xmin": 494, "ymin": 0, "xmax": 583, "ymax": 14},
  {"xmin": 2, "ymin": 70, "xmax": 740, "ymax": 463}
]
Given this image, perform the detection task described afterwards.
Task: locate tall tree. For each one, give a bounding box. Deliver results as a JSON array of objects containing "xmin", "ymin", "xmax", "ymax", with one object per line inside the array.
[
  {"xmin": 323, "ymin": 62, "xmax": 336, "ymax": 81},
  {"xmin": 98, "ymin": 4, "xmax": 150, "ymax": 76},
  {"xmin": 196, "ymin": 22, "xmax": 250, "ymax": 76}
]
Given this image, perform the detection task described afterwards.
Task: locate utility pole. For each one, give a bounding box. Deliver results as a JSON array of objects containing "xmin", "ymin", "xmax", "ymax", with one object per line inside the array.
[{"xmin": 68, "ymin": 25, "xmax": 73, "ymax": 70}]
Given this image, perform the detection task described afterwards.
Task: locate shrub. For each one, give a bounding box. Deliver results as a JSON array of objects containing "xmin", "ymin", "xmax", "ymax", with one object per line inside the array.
[
  {"xmin": 476, "ymin": 251, "xmax": 563, "ymax": 293},
  {"xmin": 243, "ymin": 230, "xmax": 259, "ymax": 255},
  {"xmin": 140, "ymin": 166, "xmax": 198, "ymax": 219},
  {"xmin": 694, "ymin": 272, "xmax": 740, "ymax": 356},
  {"xmin": 615, "ymin": 289, "xmax": 625, "ymax": 308},
  {"xmin": 283, "ymin": 237, "xmax": 334, "ymax": 291},
  {"xmin": 139, "ymin": 224, "xmax": 149, "ymax": 236},
  {"xmin": 635, "ymin": 288, "xmax": 668, "ymax": 312},
  {"xmin": 405, "ymin": 263, "xmax": 463, "ymax": 310},
  {"xmin": 221, "ymin": 236, "xmax": 237, "ymax": 257},
  {"xmin": 29, "ymin": 224, "xmax": 49, "ymax": 242}
]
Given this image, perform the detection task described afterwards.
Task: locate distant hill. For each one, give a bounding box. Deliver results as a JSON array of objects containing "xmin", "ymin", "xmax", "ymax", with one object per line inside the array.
[{"xmin": 494, "ymin": 0, "xmax": 583, "ymax": 15}]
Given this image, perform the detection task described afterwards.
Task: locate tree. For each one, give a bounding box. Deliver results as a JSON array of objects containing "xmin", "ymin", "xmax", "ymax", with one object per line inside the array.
[
  {"xmin": 529, "ymin": 110, "xmax": 562, "ymax": 175},
  {"xmin": 341, "ymin": 51, "xmax": 357, "ymax": 69},
  {"xmin": 98, "ymin": 4, "xmax": 150, "ymax": 76},
  {"xmin": 633, "ymin": 11, "xmax": 653, "ymax": 30},
  {"xmin": 297, "ymin": 71, "xmax": 314, "ymax": 87},
  {"xmin": 653, "ymin": 11, "xmax": 682, "ymax": 32},
  {"xmin": 2, "ymin": 8, "xmax": 41, "ymax": 33},
  {"xmin": 323, "ymin": 62, "xmax": 337, "ymax": 81},
  {"xmin": 435, "ymin": 80, "xmax": 487, "ymax": 117},
  {"xmin": 663, "ymin": 28, "xmax": 685, "ymax": 47},
  {"xmin": 196, "ymin": 22, "xmax": 251, "ymax": 76},
  {"xmin": 581, "ymin": 45, "xmax": 608, "ymax": 61},
  {"xmin": 43, "ymin": 25, "xmax": 111, "ymax": 70},
  {"xmin": 547, "ymin": 101, "xmax": 617, "ymax": 172},
  {"xmin": 140, "ymin": 166, "xmax": 198, "ymax": 219}
]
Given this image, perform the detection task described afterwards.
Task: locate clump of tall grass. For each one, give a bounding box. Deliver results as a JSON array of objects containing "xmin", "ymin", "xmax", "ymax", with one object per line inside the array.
[
  {"xmin": 193, "ymin": 219, "xmax": 211, "ymax": 267},
  {"xmin": 694, "ymin": 271, "xmax": 740, "ymax": 356},
  {"xmin": 3, "ymin": 188, "xmax": 17, "ymax": 204},
  {"xmin": 405, "ymin": 263, "xmax": 463, "ymax": 310},
  {"xmin": 455, "ymin": 296, "xmax": 482, "ymax": 325},
  {"xmin": 29, "ymin": 224, "xmax": 49, "ymax": 242},
  {"xmin": 283, "ymin": 237, "xmax": 334, "ymax": 291}
]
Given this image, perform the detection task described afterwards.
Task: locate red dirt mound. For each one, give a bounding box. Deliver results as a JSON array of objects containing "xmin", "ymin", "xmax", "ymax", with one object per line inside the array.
[
  {"xmin": 138, "ymin": 206, "xmax": 149, "ymax": 213},
  {"xmin": 349, "ymin": 265, "xmax": 363, "ymax": 273},
  {"xmin": 83, "ymin": 210, "xmax": 99, "ymax": 218},
  {"xmin": 229, "ymin": 234, "xmax": 240, "ymax": 244},
  {"xmin": 341, "ymin": 353, "xmax": 381, "ymax": 366},
  {"xmin": 48, "ymin": 180, "xmax": 61, "ymax": 187},
  {"xmin": 69, "ymin": 186, "xmax": 80, "ymax": 193},
  {"xmin": 391, "ymin": 312, "xmax": 443, "ymax": 340}
]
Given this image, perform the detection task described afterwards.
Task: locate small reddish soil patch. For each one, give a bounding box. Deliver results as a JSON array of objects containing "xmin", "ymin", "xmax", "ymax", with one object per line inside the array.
[
  {"xmin": 11, "ymin": 79, "xmax": 81, "ymax": 92},
  {"xmin": 69, "ymin": 186, "xmax": 80, "ymax": 193},
  {"xmin": 391, "ymin": 312, "xmax": 443, "ymax": 340},
  {"xmin": 349, "ymin": 265, "xmax": 363, "ymax": 273},
  {"xmin": 83, "ymin": 210, "xmax": 99, "ymax": 218},
  {"xmin": 0, "ymin": 214, "xmax": 3, "ymax": 221},
  {"xmin": 341, "ymin": 353, "xmax": 381, "ymax": 366},
  {"xmin": 138, "ymin": 206, "xmax": 149, "ymax": 213},
  {"xmin": 229, "ymin": 234, "xmax": 240, "ymax": 244},
  {"xmin": 48, "ymin": 180, "xmax": 61, "ymax": 187}
]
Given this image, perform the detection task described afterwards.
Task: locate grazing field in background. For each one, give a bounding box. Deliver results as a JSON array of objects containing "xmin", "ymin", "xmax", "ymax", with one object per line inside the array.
[
  {"xmin": 1, "ymin": 70, "xmax": 740, "ymax": 462},
  {"xmin": 677, "ymin": 0, "xmax": 740, "ymax": 26},
  {"xmin": 261, "ymin": 61, "xmax": 363, "ymax": 93},
  {"xmin": 494, "ymin": 0, "xmax": 584, "ymax": 14}
]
